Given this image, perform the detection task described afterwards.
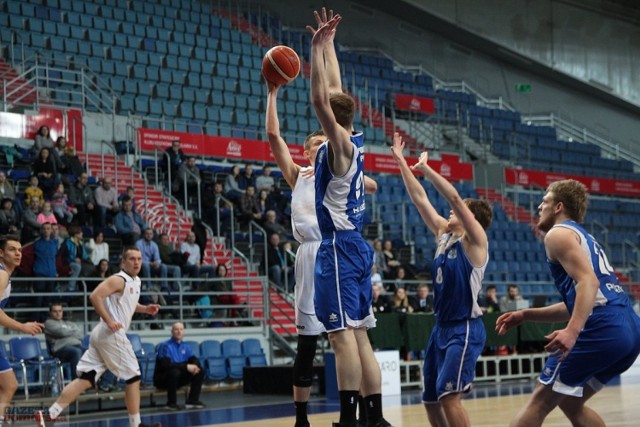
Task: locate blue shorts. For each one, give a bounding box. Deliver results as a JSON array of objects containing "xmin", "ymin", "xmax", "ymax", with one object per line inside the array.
[
  {"xmin": 422, "ymin": 318, "xmax": 486, "ymax": 403},
  {"xmin": 313, "ymin": 231, "xmax": 375, "ymax": 332},
  {"xmin": 539, "ymin": 305, "xmax": 640, "ymax": 397}
]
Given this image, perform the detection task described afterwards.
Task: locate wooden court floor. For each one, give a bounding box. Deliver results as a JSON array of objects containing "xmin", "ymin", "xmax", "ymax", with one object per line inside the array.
[{"xmin": 212, "ymin": 383, "xmax": 640, "ymax": 427}]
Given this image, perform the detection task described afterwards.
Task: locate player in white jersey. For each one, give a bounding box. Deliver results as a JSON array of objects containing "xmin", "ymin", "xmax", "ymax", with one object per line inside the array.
[
  {"xmin": 36, "ymin": 246, "xmax": 161, "ymax": 427},
  {"xmin": 496, "ymin": 179, "xmax": 640, "ymax": 427},
  {"xmin": 310, "ymin": 11, "xmax": 392, "ymax": 427},
  {"xmin": 0, "ymin": 236, "xmax": 44, "ymax": 426}
]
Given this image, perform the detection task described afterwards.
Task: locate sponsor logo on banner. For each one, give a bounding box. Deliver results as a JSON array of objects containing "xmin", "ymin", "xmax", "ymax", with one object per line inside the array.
[{"xmin": 226, "ymin": 140, "xmax": 242, "ymax": 157}]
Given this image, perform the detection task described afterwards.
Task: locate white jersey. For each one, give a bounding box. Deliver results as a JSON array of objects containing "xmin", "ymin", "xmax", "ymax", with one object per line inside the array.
[
  {"xmin": 291, "ymin": 168, "xmax": 322, "ymax": 243},
  {"xmin": 102, "ymin": 270, "xmax": 141, "ymax": 332}
]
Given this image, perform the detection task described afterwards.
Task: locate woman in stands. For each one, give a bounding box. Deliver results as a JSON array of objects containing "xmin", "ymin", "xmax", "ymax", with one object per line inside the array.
[{"xmin": 32, "ymin": 147, "xmax": 59, "ymax": 196}]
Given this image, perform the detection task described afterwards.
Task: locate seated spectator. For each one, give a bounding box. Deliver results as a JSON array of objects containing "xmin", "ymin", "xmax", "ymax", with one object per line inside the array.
[
  {"xmin": 388, "ymin": 287, "xmax": 413, "ymax": 314},
  {"xmin": 499, "ymin": 284, "xmax": 524, "ymax": 312},
  {"xmin": 33, "ymin": 223, "xmax": 58, "ymax": 307},
  {"xmin": 59, "ymin": 226, "xmax": 92, "ymax": 292},
  {"xmin": 89, "ymin": 258, "xmax": 113, "ymax": 291},
  {"xmin": 202, "ymin": 182, "xmax": 232, "ymax": 236},
  {"xmin": 0, "ymin": 171, "xmax": 16, "ymax": 201},
  {"xmin": 68, "ymin": 172, "xmax": 96, "ymax": 226},
  {"xmin": 118, "ymin": 186, "xmax": 137, "ymax": 211},
  {"xmin": 262, "ymin": 233, "xmax": 294, "ymax": 292},
  {"xmin": 382, "ymin": 239, "xmax": 402, "ymax": 279},
  {"xmin": 481, "ymin": 284, "xmax": 501, "ymax": 313},
  {"xmin": 410, "ymin": 283, "xmax": 434, "ymax": 313},
  {"xmin": 153, "ymin": 322, "xmax": 205, "ymax": 410},
  {"xmin": 371, "ymin": 283, "xmax": 389, "ymax": 314},
  {"xmin": 238, "ymin": 185, "xmax": 262, "ymax": 226},
  {"xmin": 0, "ymin": 198, "xmax": 19, "ymax": 234},
  {"xmin": 51, "ymin": 136, "xmax": 66, "ymax": 172},
  {"xmin": 213, "ymin": 264, "xmax": 245, "ymax": 321},
  {"xmin": 263, "ymin": 210, "xmax": 286, "ymax": 239},
  {"xmin": 180, "ymin": 231, "xmax": 215, "ymax": 279},
  {"xmin": 93, "ymin": 176, "xmax": 119, "ymax": 227},
  {"xmin": 32, "ymin": 125, "xmax": 54, "ymax": 159},
  {"xmin": 385, "ymin": 266, "xmax": 408, "ymax": 294},
  {"xmin": 162, "ymin": 140, "xmax": 185, "ymax": 183},
  {"xmin": 238, "ymin": 164, "xmax": 256, "ymax": 190},
  {"xmin": 51, "ymin": 222, "xmax": 65, "ymax": 249},
  {"xmin": 136, "ymin": 228, "xmax": 169, "ymax": 293},
  {"xmin": 24, "ymin": 175, "xmax": 44, "ymax": 208},
  {"xmin": 114, "ymin": 196, "xmax": 145, "ymax": 245},
  {"xmin": 50, "ymin": 183, "xmax": 76, "ymax": 225},
  {"xmin": 257, "ymin": 189, "xmax": 278, "ymax": 221},
  {"xmin": 371, "ymin": 265, "xmax": 383, "ymax": 290},
  {"xmin": 154, "ymin": 233, "xmax": 183, "ymax": 292},
  {"xmin": 85, "ymin": 231, "xmax": 109, "ymax": 266},
  {"xmin": 224, "ymin": 165, "xmax": 244, "ymax": 203},
  {"xmin": 32, "ymin": 147, "xmax": 59, "ymax": 196},
  {"xmin": 37, "ymin": 201, "xmax": 58, "ymax": 225},
  {"xmin": 173, "ymin": 157, "xmax": 201, "ymax": 206},
  {"xmin": 22, "ymin": 196, "xmax": 43, "ymax": 243},
  {"xmin": 372, "ymin": 239, "xmax": 389, "ymax": 279},
  {"xmin": 44, "ymin": 302, "xmax": 84, "ymax": 379},
  {"xmin": 60, "ymin": 146, "xmax": 84, "ymax": 177},
  {"xmin": 255, "ymin": 165, "xmax": 275, "ymax": 192}
]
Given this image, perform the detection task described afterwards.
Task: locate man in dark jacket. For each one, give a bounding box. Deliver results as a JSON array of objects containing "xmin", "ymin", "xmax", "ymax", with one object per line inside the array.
[
  {"xmin": 68, "ymin": 172, "xmax": 95, "ymax": 227},
  {"xmin": 153, "ymin": 322, "xmax": 205, "ymax": 410}
]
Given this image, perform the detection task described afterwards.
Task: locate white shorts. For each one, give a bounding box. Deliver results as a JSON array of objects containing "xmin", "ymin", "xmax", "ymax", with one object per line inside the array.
[
  {"xmin": 295, "ymin": 240, "xmax": 325, "ymax": 336},
  {"xmin": 76, "ymin": 324, "xmax": 140, "ymax": 382}
]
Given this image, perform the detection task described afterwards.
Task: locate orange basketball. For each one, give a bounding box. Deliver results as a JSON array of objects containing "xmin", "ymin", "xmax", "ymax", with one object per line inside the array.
[{"xmin": 261, "ymin": 45, "xmax": 300, "ymax": 86}]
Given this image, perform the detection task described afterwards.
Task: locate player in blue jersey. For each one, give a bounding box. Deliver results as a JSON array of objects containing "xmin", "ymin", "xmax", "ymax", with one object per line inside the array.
[
  {"xmin": 390, "ymin": 134, "xmax": 492, "ymax": 427},
  {"xmin": 496, "ymin": 179, "xmax": 640, "ymax": 427},
  {"xmin": 0, "ymin": 235, "xmax": 44, "ymax": 426},
  {"xmin": 309, "ymin": 12, "xmax": 391, "ymax": 427}
]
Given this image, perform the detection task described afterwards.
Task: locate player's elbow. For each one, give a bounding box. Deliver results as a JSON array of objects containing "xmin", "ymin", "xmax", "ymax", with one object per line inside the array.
[{"xmin": 266, "ymin": 129, "xmax": 279, "ymax": 142}]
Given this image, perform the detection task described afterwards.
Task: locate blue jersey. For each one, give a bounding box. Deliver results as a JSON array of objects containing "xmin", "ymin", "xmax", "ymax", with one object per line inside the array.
[
  {"xmin": 548, "ymin": 221, "xmax": 631, "ymax": 313},
  {"xmin": 314, "ymin": 132, "xmax": 366, "ymax": 234},
  {"xmin": 432, "ymin": 234, "xmax": 485, "ymax": 322},
  {"xmin": 0, "ymin": 263, "xmax": 10, "ymax": 309}
]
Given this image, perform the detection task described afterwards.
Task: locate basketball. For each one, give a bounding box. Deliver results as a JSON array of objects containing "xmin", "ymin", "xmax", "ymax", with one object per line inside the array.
[{"xmin": 261, "ymin": 45, "xmax": 300, "ymax": 86}]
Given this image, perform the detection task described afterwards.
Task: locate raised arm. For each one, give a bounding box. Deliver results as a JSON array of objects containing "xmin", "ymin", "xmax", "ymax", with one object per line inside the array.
[
  {"xmin": 389, "ymin": 133, "xmax": 447, "ymax": 236},
  {"xmin": 265, "ymin": 81, "xmax": 300, "ymax": 189},
  {"xmin": 307, "ymin": 8, "xmax": 341, "ymax": 92}
]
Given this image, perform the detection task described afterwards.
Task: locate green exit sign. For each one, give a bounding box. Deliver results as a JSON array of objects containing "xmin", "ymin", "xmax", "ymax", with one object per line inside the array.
[{"xmin": 515, "ymin": 83, "xmax": 532, "ymax": 93}]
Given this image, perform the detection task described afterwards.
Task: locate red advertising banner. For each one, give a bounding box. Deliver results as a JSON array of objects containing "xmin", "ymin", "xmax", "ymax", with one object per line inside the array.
[
  {"xmin": 395, "ymin": 94, "xmax": 435, "ymax": 114},
  {"xmin": 0, "ymin": 108, "xmax": 84, "ymax": 150},
  {"xmin": 505, "ymin": 168, "xmax": 640, "ymax": 197},
  {"xmin": 138, "ymin": 128, "xmax": 472, "ymax": 181}
]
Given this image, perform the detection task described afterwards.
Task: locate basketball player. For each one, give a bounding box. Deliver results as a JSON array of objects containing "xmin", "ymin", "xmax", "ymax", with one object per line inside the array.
[
  {"xmin": 389, "ymin": 133, "xmax": 492, "ymax": 427},
  {"xmin": 36, "ymin": 246, "xmax": 161, "ymax": 427},
  {"xmin": 0, "ymin": 236, "xmax": 44, "ymax": 426},
  {"xmin": 309, "ymin": 13, "xmax": 391, "ymax": 427},
  {"xmin": 496, "ymin": 179, "xmax": 640, "ymax": 427}
]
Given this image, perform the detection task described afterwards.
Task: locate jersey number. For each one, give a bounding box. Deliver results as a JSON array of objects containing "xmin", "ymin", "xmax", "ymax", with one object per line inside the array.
[
  {"xmin": 355, "ymin": 171, "xmax": 363, "ymax": 200},
  {"xmin": 592, "ymin": 240, "xmax": 615, "ymax": 276}
]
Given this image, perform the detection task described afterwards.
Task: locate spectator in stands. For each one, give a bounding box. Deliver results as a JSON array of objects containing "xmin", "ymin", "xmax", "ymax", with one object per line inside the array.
[
  {"xmin": 0, "ymin": 171, "xmax": 16, "ymax": 201},
  {"xmin": 32, "ymin": 147, "xmax": 59, "ymax": 196},
  {"xmin": 481, "ymin": 284, "xmax": 501, "ymax": 313},
  {"xmin": 173, "ymin": 156, "xmax": 201, "ymax": 206},
  {"xmin": 118, "ymin": 186, "xmax": 137, "ymax": 211},
  {"xmin": 59, "ymin": 226, "xmax": 91, "ymax": 292},
  {"xmin": 238, "ymin": 164, "xmax": 256, "ymax": 190},
  {"xmin": 153, "ymin": 322, "xmax": 205, "ymax": 410},
  {"xmin": 213, "ymin": 263, "xmax": 244, "ymax": 321},
  {"xmin": 50, "ymin": 136, "xmax": 66, "ymax": 172},
  {"xmin": 255, "ymin": 165, "xmax": 275, "ymax": 192},
  {"xmin": 136, "ymin": 228, "xmax": 169, "ymax": 292},
  {"xmin": 371, "ymin": 265, "xmax": 383, "ymax": 290},
  {"xmin": 33, "ymin": 222, "xmax": 58, "ymax": 307},
  {"xmin": 60, "ymin": 146, "xmax": 84, "ymax": 177},
  {"xmin": 238, "ymin": 185, "xmax": 263, "ymax": 227},
  {"xmin": 36, "ymin": 201, "xmax": 58, "ymax": 225},
  {"xmin": 224, "ymin": 165, "xmax": 244, "ymax": 203},
  {"xmin": 44, "ymin": 302, "xmax": 84, "ymax": 379},
  {"xmin": 51, "ymin": 222, "xmax": 65, "ymax": 249},
  {"xmin": 410, "ymin": 283, "xmax": 434, "ymax": 313},
  {"xmin": 21, "ymin": 196, "xmax": 43, "ymax": 243},
  {"xmin": 50, "ymin": 182, "xmax": 76, "ymax": 225},
  {"xmin": 180, "ymin": 231, "xmax": 215, "ymax": 280},
  {"xmin": 499, "ymin": 284, "xmax": 524, "ymax": 312},
  {"xmin": 372, "ymin": 239, "xmax": 389, "ymax": 279},
  {"xmin": 263, "ymin": 210, "xmax": 286, "ymax": 240},
  {"xmin": 93, "ymin": 176, "xmax": 119, "ymax": 227},
  {"xmin": 0, "ymin": 198, "xmax": 18, "ymax": 234},
  {"xmin": 257, "ymin": 189, "xmax": 278, "ymax": 221},
  {"xmin": 382, "ymin": 239, "xmax": 402, "ymax": 279},
  {"xmin": 24, "ymin": 175, "xmax": 44, "ymax": 208},
  {"xmin": 68, "ymin": 172, "xmax": 95, "ymax": 226},
  {"xmin": 389, "ymin": 287, "xmax": 413, "ymax": 314},
  {"xmin": 85, "ymin": 230, "xmax": 109, "ymax": 266},
  {"xmin": 32, "ymin": 125, "xmax": 54, "ymax": 158},
  {"xmin": 89, "ymin": 259, "xmax": 113, "ymax": 291},
  {"xmin": 114, "ymin": 196, "xmax": 145, "ymax": 245},
  {"xmin": 263, "ymin": 232, "xmax": 294, "ymax": 292},
  {"xmin": 202, "ymin": 182, "xmax": 232, "ymax": 235},
  {"xmin": 163, "ymin": 140, "xmax": 185, "ymax": 183},
  {"xmin": 387, "ymin": 266, "xmax": 408, "ymax": 293},
  {"xmin": 372, "ymin": 283, "xmax": 389, "ymax": 314},
  {"xmin": 156, "ymin": 233, "xmax": 186, "ymax": 288}
]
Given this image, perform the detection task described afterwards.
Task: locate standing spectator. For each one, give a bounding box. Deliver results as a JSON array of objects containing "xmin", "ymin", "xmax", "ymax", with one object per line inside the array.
[
  {"xmin": 44, "ymin": 302, "xmax": 84, "ymax": 379},
  {"xmin": 481, "ymin": 285, "xmax": 500, "ymax": 313},
  {"xmin": 163, "ymin": 140, "xmax": 185, "ymax": 183},
  {"xmin": 36, "ymin": 201, "xmax": 58, "ymax": 225},
  {"xmin": 69, "ymin": 172, "xmax": 96, "ymax": 226},
  {"xmin": 180, "ymin": 231, "xmax": 215, "ymax": 279},
  {"xmin": 50, "ymin": 182, "xmax": 76, "ymax": 225},
  {"xmin": 0, "ymin": 198, "xmax": 18, "ymax": 234},
  {"xmin": 86, "ymin": 231, "xmax": 110, "ymax": 266},
  {"xmin": 32, "ymin": 125, "xmax": 54, "ymax": 158},
  {"xmin": 410, "ymin": 283, "xmax": 434, "ymax": 313},
  {"xmin": 202, "ymin": 182, "xmax": 232, "ymax": 235},
  {"xmin": 114, "ymin": 196, "xmax": 145, "ymax": 245},
  {"xmin": 255, "ymin": 165, "xmax": 275, "ymax": 192},
  {"xmin": 0, "ymin": 171, "xmax": 16, "ymax": 201},
  {"xmin": 238, "ymin": 164, "xmax": 256, "ymax": 190},
  {"xmin": 173, "ymin": 157, "xmax": 201, "ymax": 206},
  {"xmin": 51, "ymin": 223, "xmax": 65, "ymax": 249},
  {"xmin": 24, "ymin": 175, "xmax": 44, "ymax": 208},
  {"xmin": 389, "ymin": 287, "xmax": 413, "ymax": 314},
  {"xmin": 21, "ymin": 196, "xmax": 43, "ymax": 243},
  {"xmin": 59, "ymin": 226, "xmax": 91, "ymax": 292},
  {"xmin": 263, "ymin": 233, "xmax": 294, "ymax": 292},
  {"xmin": 153, "ymin": 322, "xmax": 205, "ymax": 410},
  {"xmin": 224, "ymin": 165, "xmax": 244, "ymax": 203},
  {"xmin": 33, "ymin": 223, "xmax": 58, "ymax": 306},
  {"xmin": 94, "ymin": 177, "xmax": 119, "ymax": 227},
  {"xmin": 499, "ymin": 284, "xmax": 524, "ymax": 313},
  {"xmin": 238, "ymin": 185, "xmax": 262, "ymax": 226},
  {"xmin": 60, "ymin": 146, "xmax": 84, "ymax": 177},
  {"xmin": 32, "ymin": 147, "xmax": 59, "ymax": 196}
]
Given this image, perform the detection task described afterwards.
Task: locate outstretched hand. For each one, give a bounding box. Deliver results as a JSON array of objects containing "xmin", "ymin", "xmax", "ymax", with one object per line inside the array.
[
  {"xmin": 266, "ymin": 79, "xmax": 279, "ymax": 93},
  {"xmin": 411, "ymin": 151, "xmax": 430, "ymax": 173},
  {"xmin": 495, "ymin": 310, "xmax": 524, "ymax": 335},
  {"xmin": 389, "ymin": 132, "xmax": 406, "ymax": 164},
  {"xmin": 306, "ymin": 7, "xmax": 336, "ymax": 38},
  {"xmin": 309, "ymin": 14, "xmax": 341, "ymax": 46}
]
